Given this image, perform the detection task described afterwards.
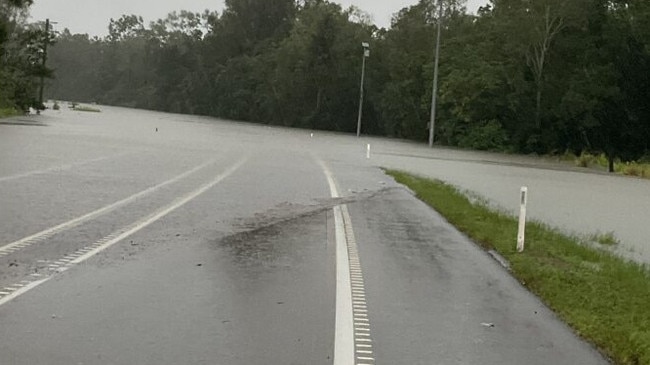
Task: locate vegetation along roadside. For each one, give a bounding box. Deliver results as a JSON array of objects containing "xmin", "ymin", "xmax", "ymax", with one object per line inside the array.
[{"xmin": 386, "ymin": 169, "xmax": 650, "ymax": 365}]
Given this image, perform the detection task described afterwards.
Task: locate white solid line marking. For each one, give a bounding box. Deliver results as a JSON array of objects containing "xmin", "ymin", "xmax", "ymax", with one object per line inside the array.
[
  {"xmin": 320, "ymin": 160, "xmax": 355, "ymax": 365},
  {"xmin": 0, "ymin": 279, "xmax": 50, "ymax": 306},
  {"xmin": 332, "ymin": 204, "xmax": 354, "ymax": 364},
  {"xmin": 319, "ymin": 159, "xmax": 376, "ymax": 365},
  {"xmin": 0, "ymin": 157, "xmax": 219, "ymax": 257},
  {"xmin": 0, "ymin": 158, "xmax": 247, "ymax": 308}
]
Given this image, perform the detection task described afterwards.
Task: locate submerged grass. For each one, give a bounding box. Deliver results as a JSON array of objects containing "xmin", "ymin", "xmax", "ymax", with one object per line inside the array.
[
  {"xmin": 386, "ymin": 170, "xmax": 650, "ymax": 365},
  {"xmin": 587, "ymin": 231, "xmax": 621, "ymax": 246},
  {"xmin": 73, "ymin": 105, "xmax": 101, "ymax": 113}
]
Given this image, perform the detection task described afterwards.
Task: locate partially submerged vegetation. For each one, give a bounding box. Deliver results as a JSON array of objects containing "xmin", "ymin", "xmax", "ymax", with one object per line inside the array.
[
  {"xmin": 387, "ymin": 170, "xmax": 650, "ymax": 365},
  {"xmin": 72, "ymin": 104, "xmax": 101, "ymax": 113},
  {"xmin": 586, "ymin": 231, "xmax": 620, "ymax": 247},
  {"xmin": 557, "ymin": 151, "xmax": 650, "ymax": 179}
]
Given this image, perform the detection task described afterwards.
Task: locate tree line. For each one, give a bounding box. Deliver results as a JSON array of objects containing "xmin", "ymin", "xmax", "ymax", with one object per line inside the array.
[
  {"xmin": 1, "ymin": 0, "xmax": 55, "ymax": 112},
  {"xmin": 25, "ymin": 0, "xmax": 650, "ymax": 164}
]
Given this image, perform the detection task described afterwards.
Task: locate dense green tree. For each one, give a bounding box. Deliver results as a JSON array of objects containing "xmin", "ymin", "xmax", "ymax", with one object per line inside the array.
[{"xmin": 0, "ymin": 0, "xmax": 56, "ymax": 111}]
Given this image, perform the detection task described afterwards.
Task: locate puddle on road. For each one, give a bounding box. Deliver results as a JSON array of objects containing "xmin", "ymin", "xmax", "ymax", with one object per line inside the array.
[{"xmin": 215, "ymin": 188, "xmax": 398, "ymax": 272}]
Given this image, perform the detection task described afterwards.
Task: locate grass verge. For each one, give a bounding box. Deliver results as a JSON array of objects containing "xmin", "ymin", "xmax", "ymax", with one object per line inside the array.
[
  {"xmin": 386, "ymin": 169, "xmax": 650, "ymax": 365},
  {"xmin": 0, "ymin": 107, "xmax": 20, "ymax": 118}
]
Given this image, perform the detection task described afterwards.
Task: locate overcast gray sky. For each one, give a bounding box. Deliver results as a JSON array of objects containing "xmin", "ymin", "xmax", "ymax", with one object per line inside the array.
[{"xmin": 30, "ymin": 0, "xmax": 487, "ymax": 36}]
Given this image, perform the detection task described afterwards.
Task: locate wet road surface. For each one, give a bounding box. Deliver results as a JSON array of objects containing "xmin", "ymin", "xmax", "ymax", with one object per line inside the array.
[{"xmin": 0, "ymin": 106, "xmax": 609, "ymax": 364}]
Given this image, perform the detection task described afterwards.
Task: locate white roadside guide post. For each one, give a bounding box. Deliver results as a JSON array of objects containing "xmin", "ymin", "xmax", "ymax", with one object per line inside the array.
[
  {"xmin": 517, "ymin": 187, "xmax": 529, "ymax": 252},
  {"xmin": 366, "ymin": 144, "xmax": 371, "ymax": 159}
]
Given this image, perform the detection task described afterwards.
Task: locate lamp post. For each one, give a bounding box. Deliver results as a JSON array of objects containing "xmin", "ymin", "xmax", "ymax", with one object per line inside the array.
[
  {"xmin": 38, "ymin": 19, "xmax": 56, "ymax": 112},
  {"xmin": 356, "ymin": 42, "xmax": 370, "ymax": 138},
  {"xmin": 428, "ymin": 0, "xmax": 443, "ymax": 147}
]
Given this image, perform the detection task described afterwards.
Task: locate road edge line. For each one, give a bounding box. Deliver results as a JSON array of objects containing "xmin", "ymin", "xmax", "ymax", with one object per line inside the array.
[{"xmin": 318, "ymin": 159, "xmax": 355, "ymax": 365}]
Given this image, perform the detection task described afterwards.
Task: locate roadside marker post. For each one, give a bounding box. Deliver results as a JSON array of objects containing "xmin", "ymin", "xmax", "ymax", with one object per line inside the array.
[
  {"xmin": 366, "ymin": 144, "xmax": 371, "ymax": 159},
  {"xmin": 517, "ymin": 187, "xmax": 528, "ymax": 252}
]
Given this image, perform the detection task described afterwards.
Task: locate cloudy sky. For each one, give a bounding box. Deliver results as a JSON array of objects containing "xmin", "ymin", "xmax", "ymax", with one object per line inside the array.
[{"xmin": 30, "ymin": 0, "xmax": 487, "ymax": 36}]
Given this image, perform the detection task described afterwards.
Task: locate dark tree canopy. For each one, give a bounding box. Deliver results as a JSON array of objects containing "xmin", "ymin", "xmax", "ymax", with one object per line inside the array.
[{"xmin": 1, "ymin": 0, "xmax": 54, "ymax": 111}]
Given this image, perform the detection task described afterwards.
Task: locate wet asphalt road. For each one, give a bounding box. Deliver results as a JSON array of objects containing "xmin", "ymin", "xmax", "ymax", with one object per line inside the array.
[{"xmin": 0, "ymin": 106, "xmax": 609, "ymax": 364}]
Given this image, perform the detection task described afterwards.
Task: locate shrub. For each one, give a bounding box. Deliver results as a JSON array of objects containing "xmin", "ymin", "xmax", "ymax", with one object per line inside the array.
[
  {"xmin": 621, "ymin": 163, "xmax": 643, "ymax": 177},
  {"xmin": 457, "ymin": 120, "xmax": 509, "ymax": 151},
  {"xmin": 575, "ymin": 152, "xmax": 595, "ymax": 168}
]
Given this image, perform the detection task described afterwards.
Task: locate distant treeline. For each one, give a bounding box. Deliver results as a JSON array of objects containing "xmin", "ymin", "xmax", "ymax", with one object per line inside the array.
[{"xmin": 46, "ymin": 0, "xmax": 649, "ymax": 163}]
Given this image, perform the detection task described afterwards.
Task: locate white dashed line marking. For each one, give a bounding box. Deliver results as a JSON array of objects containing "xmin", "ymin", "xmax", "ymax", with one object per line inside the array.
[
  {"xmin": 0, "ymin": 158, "xmax": 247, "ymax": 308},
  {"xmin": 0, "ymin": 157, "xmax": 219, "ymax": 258}
]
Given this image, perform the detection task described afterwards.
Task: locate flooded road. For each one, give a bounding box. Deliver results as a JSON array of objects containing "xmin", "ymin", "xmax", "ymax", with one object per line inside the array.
[{"xmin": 0, "ymin": 106, "xmax": 611, "ymax": 364}]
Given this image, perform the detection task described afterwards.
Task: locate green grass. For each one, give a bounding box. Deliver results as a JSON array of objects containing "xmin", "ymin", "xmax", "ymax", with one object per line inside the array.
[
  {"xmin": 0, "ymin": 107, "xmax": 20, "ymax": 118},
  {"xmin": 73, "ymin": 105, "xmax": 101, "ymax": 113},
  {"xmin": 386, "ymin": 170, "xmax": 650, "ymax": 365}
]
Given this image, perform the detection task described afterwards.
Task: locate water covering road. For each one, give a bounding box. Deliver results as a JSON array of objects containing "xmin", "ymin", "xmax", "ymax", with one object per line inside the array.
[{"xmin": 0, "ymin": 106, "xmax": 612, "ymax": 364}]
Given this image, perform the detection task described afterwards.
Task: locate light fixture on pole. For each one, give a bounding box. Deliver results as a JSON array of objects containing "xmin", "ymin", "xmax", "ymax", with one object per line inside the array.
[
  {"xmin": 356, "ymin": 42, "xmax": 370, "ymax": 138},
  {"xmin": 38, "ymin": 19, "xmax": 57, "ymax": 112},
  {"xmin": 428, "ymin": 0, "xmax": 443, "ymax": 147}
]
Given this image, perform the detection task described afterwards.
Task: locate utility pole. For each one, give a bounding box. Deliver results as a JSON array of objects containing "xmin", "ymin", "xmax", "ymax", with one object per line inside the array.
[
  {"xmin": 356, "ymin": 42, "xmax": 370, "ymax": 138},
  {"xmin": 38, "ymin": 18, "xmax": 50, "ymax": 112},
  {"xmin": 428, "ymin": 0, "xmax": 443, "ymax": 148}
]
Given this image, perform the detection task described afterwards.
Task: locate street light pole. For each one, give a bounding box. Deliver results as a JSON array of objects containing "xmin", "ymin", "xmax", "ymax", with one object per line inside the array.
[
  {"xmin": 428, "ymin": 0, "xmax": 443, "ymax": 148},
  {"xmin": 38, "ymin": 18, "xmax": 50, "ymax": 111},
  {"xmin": 356, "ymin": 42, "xmax": 370, "ymax": 138}
]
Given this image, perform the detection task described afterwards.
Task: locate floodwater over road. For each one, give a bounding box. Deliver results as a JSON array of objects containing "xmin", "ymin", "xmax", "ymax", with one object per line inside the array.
[{"xmin": 0, "ymin": 106, "xmax": 616, "ymax": 364}]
